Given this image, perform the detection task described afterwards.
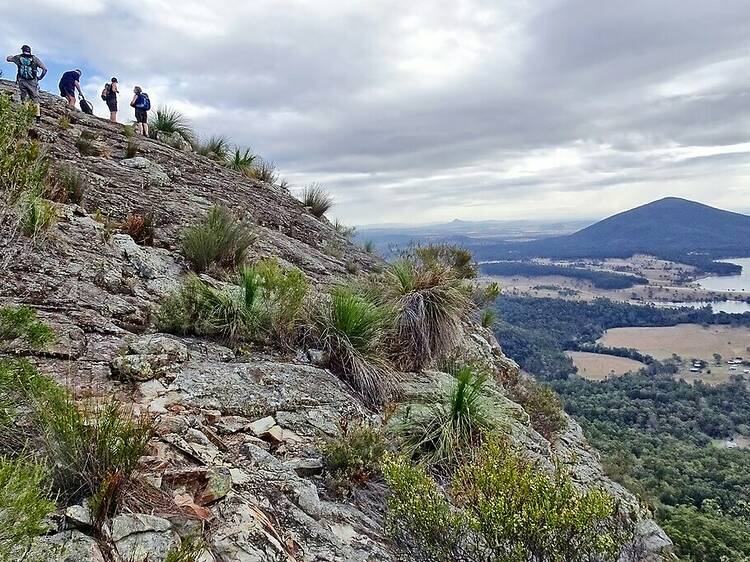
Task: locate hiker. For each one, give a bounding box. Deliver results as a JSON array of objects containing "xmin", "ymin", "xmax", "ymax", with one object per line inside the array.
[
  {"xmin": 59, "ymin": 69, "xmax": 82, "ymax": 108},
  {"xmin": 102, "ymin": 77, "xmax": 119, "ymax": 122},
  {"xmin": 5, "ymin": 45, "xmax": 47, "ymax": 122},
  {"xmin": 130, "ymin": 86, "xmax": 150, "ymax": 136}
]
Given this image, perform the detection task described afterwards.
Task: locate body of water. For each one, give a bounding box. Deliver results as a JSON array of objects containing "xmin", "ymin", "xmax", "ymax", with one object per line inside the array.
[
  {"xmin": 651, "ymin": 300, "xmax": 750, "ymax": 314},
  {"xmin": 694, "ymin": 258, "xmax": 750, "ymax": 292}
]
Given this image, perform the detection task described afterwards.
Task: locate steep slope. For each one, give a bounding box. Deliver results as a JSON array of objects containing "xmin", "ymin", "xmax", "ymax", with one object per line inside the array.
[{"xmin": 0, "ymin": 82, "xmax": 671, "ymax": 561}]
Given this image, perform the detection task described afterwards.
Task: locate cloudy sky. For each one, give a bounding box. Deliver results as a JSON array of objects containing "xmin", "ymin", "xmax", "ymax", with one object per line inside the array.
[{"xmin": 2, "ymin": 0, "xmax": 750, "ymax": 225}]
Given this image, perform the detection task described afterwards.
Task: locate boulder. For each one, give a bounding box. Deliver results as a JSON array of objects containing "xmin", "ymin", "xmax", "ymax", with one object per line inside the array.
[{"xmin": 110, "ymin": 513, "xmax": 177, "ymax": 562}]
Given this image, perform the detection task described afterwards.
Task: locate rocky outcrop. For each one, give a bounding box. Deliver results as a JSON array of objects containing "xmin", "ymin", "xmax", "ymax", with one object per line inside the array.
[{"xmin": 0, "ymin": 80, "xmax": 671, "ymax": 561}]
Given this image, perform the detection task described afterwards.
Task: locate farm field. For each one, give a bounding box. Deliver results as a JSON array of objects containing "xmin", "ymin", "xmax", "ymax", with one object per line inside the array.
[{"xmin": 565, "ymin": 351, "xmax": 646, "ymax": 381}]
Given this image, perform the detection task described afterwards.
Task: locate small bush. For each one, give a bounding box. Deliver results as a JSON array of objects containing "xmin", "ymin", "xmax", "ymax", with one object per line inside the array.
[
  {"xmin": 472, "ymin": 281, "xmax": 500, "ymax": 307},
  {"xmin": 382, "ymin": 440, "xmax": 630, "ymax": 562},
  {"xmin": 21, "ymin": 197, "xmax": 56, "ymax": 237},
  {"xmin": 0, "ymin": 456, "xmax": 55, "ymax": 559},
  {"xmin": 384, "ymin": 259, "xmax": 472, "ymax": 372},
  {"xmin": 248, "ymin": 158, "xmax": 279, "ymax": 184},
  {"xmin": 47, "ymin": 164, "xmax": 85, "ymax": 204},
  {"xmin": 122, "ymin": 124, "xmax": 135, "ymax": 138},
  {"xmin": 312, "ymin": 286, "xmax": 395, "ymax": 407},
  {"xmin": 57, "ymin": 115, "xmax": 71, "ymax": 130},
  {"xmin": 301, "ymin": 184, "xmax": 334, "ymax": 218},
  {"xmin": 196, "ymin": 135, "xmax": 231, "ymax": 161},
  {"xmin": 226, "ymin": 147, "xmax": 257, "ymax": 175},
  {"xmin": 323, "ymin": 422, "xmax": 387, "ymax": 492},
  {"xmin": 125, "ymin": 138, "xmax": 139, "ymax": 159},
  {"xmin": 75, "ymin": 136, "xmax": 101, "ymax": 157},
  {"xmin": 479, "ymin": 308, "xmax": 496, "ymax": 328},
  {"xmin": 181, "ymin": 205, "xmax": 255, "ymax": 272},
  {"xmin": 395, "ymin": 364, "xmax": 495, "ymax": 469},
  {"xmin": 164, "ymin": 535, "xmax": 207, "ymax": 562},
  {"xmin": 415, "ymin": 245, "xmax": 477, "ymax": 279},
  {"xmin": 0, "ymin": 305, "xmax": 55, "ymax": 349},
  {"xmin": 148, "ymin": 106, "xmax": 195, "ymax": 143},
  {"xmin": 119, "ymin": 211, "xmax": 155, "ymax": 246},
  {"xmin": 516, "ymin": 381, "xmax": 567, "ymax": 440}
]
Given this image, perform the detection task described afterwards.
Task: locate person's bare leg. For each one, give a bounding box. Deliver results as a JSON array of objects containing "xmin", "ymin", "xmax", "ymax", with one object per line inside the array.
[
  {"xmin": 66, "ymin": 95, "xmax": 75, "ymax": 108},
  {"xmin": 142, "ymin": 123, "xmax": 149, "ymax": 137},
  {"xmin": 110, "ymin": 111, "xmax": 117, "ymax": 123}
]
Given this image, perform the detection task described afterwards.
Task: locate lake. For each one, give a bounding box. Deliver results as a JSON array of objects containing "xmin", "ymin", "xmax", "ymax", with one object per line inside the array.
[
  {"xmin": 695, "ymin": 257, "xmax": 750, "ymax": 292},
  {"xmin": 652, "ymin": 300, "xmax": 750, "ymax": 314}
]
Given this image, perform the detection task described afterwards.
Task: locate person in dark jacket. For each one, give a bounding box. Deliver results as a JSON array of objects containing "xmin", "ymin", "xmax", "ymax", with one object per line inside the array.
[
  {"xmin": 6, "ymin": 45, "xmax": 47, "ymax": 122},
  {"xmin": 104, "ymin": 77, "xmax": 119, "ymax": 122},
  {"xmin": 59, "ymin": 69, "xmax": 82, "ymax": 108}
]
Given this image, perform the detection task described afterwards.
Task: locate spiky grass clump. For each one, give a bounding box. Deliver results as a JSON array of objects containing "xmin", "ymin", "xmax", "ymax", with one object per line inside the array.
[
  {"xmin": 480, "ymin": 308, "xmax": 496, "ymax": 329},
  {"xmin": 196, "ymin": 135, "xmax": 231, "ymax": 161},
  {"xmin": 57, "ymin": 115, "xmax": 71, "ymax": 130},
  {"xmin": 333, "ymin": 219, "xmax": 356, "ymax": 239},
  {"xmin": 164, "ymin": 535, "xmax": 208, "ymax": 562},
  {"xmin": 119, "ymin": 211, "xmax": 155, "ymax": 246},
  {"xmin": 301, "ymin": 183, "xmax": 334, "ymax": 218},
  {"xmin": 384, "ymin": 259, "xmax": 472, "ymax": 372},
  {"xmin": 125, "ymin": 138, "xmax": 140, "ymax": 159},
  {"xmin": 415, "ymin": 244, "xmax": 477, "ymax": 279},
  {"xmin": 47, "ymin": 164, "xmax": 86, "ymax": 204},
  {"xmin": 248, "ymin": 159, "xmax": 279, "ymax": 184},
  {"xmin": 181, "ymin": 205, "xmax": 255, "ymax": 273},
  {"xmin": 148, "ymin": 106, "xmax": 195, "ymax": 143},
  {"xmin": 0, "ymin": 456, "xmax": 55, "ymax": 558},
  {"xmin": 395, "ymin": 364, "xmax": 495, "ymax": 469},
  {"xmin": 226, "ymin": 147, "xmax": 257, "ymax": 175},
  {"xmin": 0, "ymin": 305, "xmax": 55, "ymax": 349},
  {"xmin": 20, "ymin": 197, "xmax": 56, "ymax": 237},
  {"xmin": 313, "ymin": 287, "xmax": 395, "ymax": 407}
]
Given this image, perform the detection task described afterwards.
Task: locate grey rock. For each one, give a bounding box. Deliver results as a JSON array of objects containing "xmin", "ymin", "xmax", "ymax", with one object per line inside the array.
[
  {"xmin": 29, "ymin": 530, "xmax": 105, "ymax": 562},
  {"xmin": 64, "ymin": 504, "xmax": 93, "ymax": 529},
  {"xmin": 110, "ymin": 513, "xmax": 177, "ymax": 562},
  {"xmin": 215, "ymin": 415, "xmax": 251, "ymax": 434},
  {"xmin": 248, "ymin": 415, "xmax": 276, "ymax": 437}
]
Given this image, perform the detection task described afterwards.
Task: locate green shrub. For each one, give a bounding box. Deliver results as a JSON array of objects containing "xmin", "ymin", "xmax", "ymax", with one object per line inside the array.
[
  {"xmin": 181, "ymin": 205, "xmax": 255, "ymax": 272},
  {"xmin": 0, "ymin": 305, "xmax": 55, "ymax": 349},
  {"xmin": 248, "ymin": 158, "xmax": 279, "ymax": 184},
  {"xmin": 312, "ymin": 286, "xmax": 394, "ymax": 407},
  {"xmin": 0, "ymin": 359, "xmax": 151, "ymax": 528},
  {"xmin": 382, "ymin": 440, "xmax": 630, "ymax": 562},
  {"xmin": 323, "ymin": 422, "xmax": 387, "ymax": 491},
  {"xmin": 196, "ymin": 135, "xmax": 231, "ymax": 161},
  {"xmin": 20, "ymin": 197, "xmax": 56, "ymax": 237},
  {"xmin": 164, "ymin": 535, "xmax": 208, "ymax": 562},
  {"xmin": 515, "ymin": 380, "xmax": 567, "ymax": 440},
  {"xmin": 57, "ymin": 115, "xmax": 71, "ymax": 130},
  {"xmin": 472, "ymin": 282, "xmax": 500, "ymax": 307},
  {"xmin": 48, "ymin": 164, "xmax": 85, "ymax": 204},
  {"xmin": 384, "ymin": 259, "xmax": 472, "ymax": 372},
  {"xmin": 0, "ymin": 456, "xmax": 55, "ymax": 560},
  {"xmin": 415, "ymin": 245, "xmax": 477, "ymax": 279},
  {"xmin": 156, "ymin": 259, "xmax": 308, "ymax": 345},
  {"xmin": 302, "ymin": 184, "xmax": 334, "ymax": 218},
  {"xmin": 148, "ymin": 106, "xmax": 195, "ymax": 143},
  {"xmin": 479, "ymin": 308, "xmax": 496, "ymax": 329},
  {"xmin": 122, "ymin": 124, "xmax": 135, "ymax": 138},
  {"xmin": 395, "ymin": 364, "xmax": 495, "ymax": 469},
  {"xmin": 226, "ymin": 147, "xmax": 257, "ymax": 175}
]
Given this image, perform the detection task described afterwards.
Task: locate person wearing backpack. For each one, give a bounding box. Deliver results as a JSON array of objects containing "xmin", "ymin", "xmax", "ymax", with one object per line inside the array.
[
  {"xmin": 5, "ymin": 45, "xmax": 48, "ymax": 122},
  {"xmin": 130, "ymin": 86, "xmax": 151, "ymax": 136},
  {"xmin": 59, "ymin": 69, "xmax": 83, "ymax": 108},
  {"xmin": 101, "ymin": 77, "xmax": 119, "ymax": 122}
]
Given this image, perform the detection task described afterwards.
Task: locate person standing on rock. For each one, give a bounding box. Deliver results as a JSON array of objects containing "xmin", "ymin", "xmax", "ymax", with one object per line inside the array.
[
  {"xmin": 102, "ymin": 77, "xmax": 119, "ymax": 122},
  {"xmin": 130, "ymin": 86, "xmax": 150, "ymax": 137},
  {"xmin": 5, "ymin": 45, "xmax": 47, "ymax": 123},
  {"xmin": 59, "ymin": 69, "xmax": 83, "ymax": 108}
]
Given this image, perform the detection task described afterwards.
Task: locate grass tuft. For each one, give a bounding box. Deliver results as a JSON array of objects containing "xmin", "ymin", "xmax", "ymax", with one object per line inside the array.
[
  {"xmin": 47, "ymin": 164, "xmax": 86, "ymax": 204},
  {"xmin": 196, "ymin": 135, "xmax": 231, "ymax": 161},
  {"xmin": 119, "ymin": 211, "xmax": 155, "ymax": 246},
  {"xmin": 164, "ymin": 535, "xmax": 208, "ymax": 562},
  {"xmin": 226, "ymin": 147, "xmax": 258, "ymax": 175},
  {"xmin": 312, "ymin": 286, "xmax": 395, "ymax": 407},
  {"xmin": 57, "ymin": 115, "xmax": 71, "ymax": 130},
  {"xmin": 415, "ymin": 244, "xmax": 477, "ymax": 279},
  {"xmin": 125, "ymin": 138, "xmax": 139, "ymax": 159},
  {"xmin": 148, "ymin": 106, "xmax": 195, "ymax": 143},
  {"xmin": 480, "ymin": 308, "xmax": 496, "ymax": 329},
  {"xmin": 0, "ymin": 305, "xmax": 55, "ymax": 349},
  {"xmin": 181, "ymin": 205, "xmax": 255, "ymax": 273},
  {"xmin": 21, "ymin": 197, "xmax": 56, "ymax": 237},
  {"xmin": 384, "ymin": 259, "xmax": 472, "ymax": 372},
  {"xmin": 301, "ymin": 184, "xmax": 334, "ymax": 218},
  {"xmin": 247, "ymin": 158, "xmax": 279, "ymax": 184}
]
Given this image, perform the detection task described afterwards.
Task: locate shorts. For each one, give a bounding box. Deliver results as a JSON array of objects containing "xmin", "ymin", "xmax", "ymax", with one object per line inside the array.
[
  {"xmin": 18, "ymin": 79, "xmax": 39, "ymax": 103},
  {"xmin": 106, "ymin": 98, "xmax": 118, "ymax": 112},
  {"xmin": 60, "ymin": 85, "xmax": 75, "ymax": 98},
  {"xmin": 135, "ymin": 108, "xmax": 148, "ymax": 123}
]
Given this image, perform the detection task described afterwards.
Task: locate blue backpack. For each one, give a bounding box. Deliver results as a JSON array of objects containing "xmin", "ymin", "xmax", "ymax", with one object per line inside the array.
[
  {"xmin": 18, "ymin": 55, "xmax": 36, "ymax": 80},
  {"xmin": 136, "ymin": 92, "xmax": 151, "ymax": 111}
]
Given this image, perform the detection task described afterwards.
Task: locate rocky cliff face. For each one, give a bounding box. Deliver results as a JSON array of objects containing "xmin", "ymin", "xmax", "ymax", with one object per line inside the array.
[{"xmin": 0, "ymin": 80, "xmax": 671, "ymax": 561}]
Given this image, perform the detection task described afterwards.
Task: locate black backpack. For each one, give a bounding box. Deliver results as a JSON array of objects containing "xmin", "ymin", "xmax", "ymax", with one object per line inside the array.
[
  {"xmin": 79, "ymin": 96, "xmax": 94, "ymax": 115},
  {"xmin": 101, "ymin": 83, "xmax": 111, "ymax": 101}
]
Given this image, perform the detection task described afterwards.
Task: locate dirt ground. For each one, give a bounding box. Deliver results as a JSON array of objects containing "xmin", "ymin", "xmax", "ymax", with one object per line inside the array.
[{"xmin": 566, "ymin": 351, "xmax": 646, "ymax": 381}]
